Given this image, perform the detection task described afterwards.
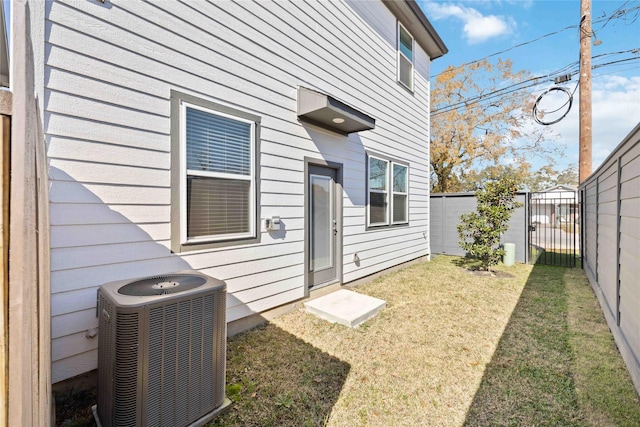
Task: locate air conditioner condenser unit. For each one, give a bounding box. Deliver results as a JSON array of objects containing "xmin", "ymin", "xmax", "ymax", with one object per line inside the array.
[{"xmin": 96, "ymin": 271, "xmax": 230, "ymax": 427}]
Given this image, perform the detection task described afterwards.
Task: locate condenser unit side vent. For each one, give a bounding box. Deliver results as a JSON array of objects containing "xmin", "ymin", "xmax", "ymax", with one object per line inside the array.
[{"xmin": 114, "ymin": 311, "xmax": 140, "ymax": 426}]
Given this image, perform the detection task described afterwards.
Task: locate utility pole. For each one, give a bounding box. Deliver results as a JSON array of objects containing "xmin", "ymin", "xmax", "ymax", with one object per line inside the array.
[{"xmin": 579, "ymin": 0, "xmax": 593, "ymax": 183}]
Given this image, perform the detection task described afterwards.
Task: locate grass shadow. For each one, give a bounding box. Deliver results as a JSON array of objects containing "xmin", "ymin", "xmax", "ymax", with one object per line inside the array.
[
  {"xmin": 210, "ymin": 323, "xmax": 350, "ymax": 427},
  {"xmin": 464, "ymin": 263, "xmax": 581, "ymax": 425},
  {"xmin": 54, "ymin": 323, "xmax": 349, "ymax": 427},
  {"xmin": 463, "ymin": 264, "xmax": 640, "ymax": 426},
  {"xmin": 534, "ymin": 249, "xmax": 581, "ymax": 268},
  {"xmin": 451, "ymin": 255, "xmax": 483, "ymax": 270}
]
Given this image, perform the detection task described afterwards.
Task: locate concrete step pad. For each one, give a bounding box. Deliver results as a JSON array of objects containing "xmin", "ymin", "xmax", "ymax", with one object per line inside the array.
[{"xmin": 304, "ymin": 289, "xmax": 386, "ymax": 328}]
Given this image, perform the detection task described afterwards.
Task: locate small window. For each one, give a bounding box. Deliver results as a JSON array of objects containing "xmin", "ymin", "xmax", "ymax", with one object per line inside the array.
[
  {"xmin": 171, "ymin": 92, "xmax": 260, "ymax": 251},
  {"xmin": 369, "ymin": 157, "xmax": 389, "ymax": 226},
  {"xmin": 367, "ymin": 155, "xmax": 409, "ymax": 227},
  {"xmin": 392, "ymin": 163, "xmax": 408, "ymax": 223},
  {"xmin": 397, "ymin": 23, "xmax": 414, "ymax": 91}
]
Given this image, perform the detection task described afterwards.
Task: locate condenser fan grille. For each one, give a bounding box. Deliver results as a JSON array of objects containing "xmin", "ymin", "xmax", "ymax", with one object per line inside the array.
[{"xmin": 118, "ymin": 274, "xmax": 207, "ymax": 296}]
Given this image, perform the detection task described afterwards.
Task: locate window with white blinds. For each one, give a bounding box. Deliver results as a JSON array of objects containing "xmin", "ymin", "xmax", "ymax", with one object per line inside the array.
[
  {"xmin": 181, "ymin": 103, "xmax": 256, "ymax": 243},
  {"xmin": 367, "ymin": 154, "xmax": 409, "ymax": 228}
]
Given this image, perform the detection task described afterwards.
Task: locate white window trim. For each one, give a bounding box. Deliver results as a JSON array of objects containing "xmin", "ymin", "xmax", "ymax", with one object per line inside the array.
[
  {"xmin": 179, "ymin": 101, "xmax": 257, "ymax": 245},
  {"xmin": 367, "ymin": 155, "xmax": 409, "ymax": 228},
  {"xmin": 368, "ymin": 155, "xmax": 390, "ymax": 227},
  {"xmin": 397, "ymin": 22, "xmax": 414, "ymax": 91},
  {"xmin": 392, "ymin": 163, "xmax": 409, "ymax": 225}
]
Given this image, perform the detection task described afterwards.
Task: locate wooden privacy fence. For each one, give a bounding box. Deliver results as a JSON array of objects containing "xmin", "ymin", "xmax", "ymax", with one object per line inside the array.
[
  {"xmin": 1, "ymin": 2, "xmax": 53, "ymax": 425},
  {"xmin": 0, "ymin": 96, "xmax": 9, "ymax": 427},
  {"xmin": 579, "ymin": 123, "xmax": 640, "ymax": 396},
  {"xmin": 430, "ymin": 192, "xmax": 529, "ymax": 264}
]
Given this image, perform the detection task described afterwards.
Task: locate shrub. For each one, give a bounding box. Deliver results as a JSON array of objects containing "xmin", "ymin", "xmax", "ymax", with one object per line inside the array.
[{"xmin": 457, "ymin": 177, "xmax": 523, "ymax": 271}]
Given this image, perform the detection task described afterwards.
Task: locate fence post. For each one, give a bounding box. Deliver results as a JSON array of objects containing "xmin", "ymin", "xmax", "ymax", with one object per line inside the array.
[
  {"xmin": 441, "ymin": 195, "xmax": 446, "ymax": 254},
  {"xmin": 595, "ymin": 176, "xmax": 599, "ymax": 283},
  {"xmin": 525, "ymin": 192, "xmax": 530, "ymax": 264},
  {"xmin": 0, "ymin": 110, "xmax": 9, "ymax": 427},
  {"xmin": 8, "ymin": 1, "xmax": 52, "ymax": 425},
  {"xmin": 616, "ymin": 157, "xmax": 622, "ymax": 326},
  {"xmin": 579, "ymin": 189, "xmax": 584, "ymax": 270}
]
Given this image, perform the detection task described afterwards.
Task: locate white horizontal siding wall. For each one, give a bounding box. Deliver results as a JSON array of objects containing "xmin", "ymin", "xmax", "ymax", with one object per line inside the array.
[{"xmin": 44, "ymin": 0, "xmax": 432, "ymax": 382}]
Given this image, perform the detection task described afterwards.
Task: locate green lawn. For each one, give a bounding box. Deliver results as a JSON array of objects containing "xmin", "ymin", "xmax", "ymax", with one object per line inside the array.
[
  {"xmin": 532, "ymin": 248, "xmax": 581, "ymax": 268},
  {"xmin": 464, "ymin": 264, "xmax": 639, "ymax": 426},
  {"xmin": 55, "ymin": 256, "xmax": 639, "ymax": 426},
  {"xmin": 211, "ymin": 256, "xmax": 640, "ymax": 426}
]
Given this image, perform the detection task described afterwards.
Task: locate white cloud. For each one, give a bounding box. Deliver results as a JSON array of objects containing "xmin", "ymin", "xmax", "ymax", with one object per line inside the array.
[
  {"xmin": 423, "ymin": 2, "xmax": 515, "ymax": 44},
  {"xmin": 549, "ymin": 75, "xmax": 640, "ymax": 170},
  {"xmin": 505, "ymin": 0, "xmax": 534, "ymax": 9}
]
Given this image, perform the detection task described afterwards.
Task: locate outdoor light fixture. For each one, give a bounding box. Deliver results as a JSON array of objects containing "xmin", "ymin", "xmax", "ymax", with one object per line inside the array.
[
  {"xmin": 592, "ymin": 30, "xmax": 602, "ymax": 46},
  {"xmin": 297, "ymin": 86, "xmax": 375, "ymax": 134}
]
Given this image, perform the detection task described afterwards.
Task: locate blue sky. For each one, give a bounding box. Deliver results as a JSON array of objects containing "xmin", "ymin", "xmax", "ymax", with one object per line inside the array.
[
  {"xmin": 2, "ymin": 1, "xmax": 638, "ymax": 172},
  {"xmin": 420, "ymin": 0, "xmax": 640, "ymax": 172}
]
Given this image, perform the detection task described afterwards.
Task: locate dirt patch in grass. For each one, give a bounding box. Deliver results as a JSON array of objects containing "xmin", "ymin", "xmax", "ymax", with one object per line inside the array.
[
  {"xmin": 452, "ymin": 257, "xmax": 515, "ymax": 278},
  {"xmin": 54, "ymin": 388, "xmax": 96, "ymax": 426},
  {"xmin": 459, "ymin": 268, "xmax": 515, "ymax": 278}
]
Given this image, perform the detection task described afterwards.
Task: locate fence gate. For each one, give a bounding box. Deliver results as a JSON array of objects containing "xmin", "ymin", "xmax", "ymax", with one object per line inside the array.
[{"xmin": 528, "ymin": 191, "xmax": 580, "ymax": 267}]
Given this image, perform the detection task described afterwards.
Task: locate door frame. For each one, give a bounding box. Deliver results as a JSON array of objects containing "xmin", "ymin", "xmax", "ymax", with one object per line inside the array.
[{"xmin": 304, "ymin": 157, "xmax": 343, "ymax": 295}]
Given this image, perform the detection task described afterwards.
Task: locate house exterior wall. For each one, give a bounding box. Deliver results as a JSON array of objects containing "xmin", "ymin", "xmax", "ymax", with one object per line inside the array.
[
  {"xmin": 580, "ymin": 123, "xmax": 640, "ymax": 396},
  {"xmin": 43, "ymin": 0, "xmax": 435, "ymax": 383}
]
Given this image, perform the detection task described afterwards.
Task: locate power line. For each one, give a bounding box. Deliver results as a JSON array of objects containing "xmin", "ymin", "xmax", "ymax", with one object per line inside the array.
[
  {"xmin": 431, "ymin": 78, "xmax": 546, "ymax": 116},
  {"xmin": 533, "ymin": 86, "xmax": 575, "ymax": 125},
  {"xmin": 593, "ymin": 64, "xmax": 640, "ymax": 77},
  {"xmin": 431, "ymin": 58, "xmax": 581, "ymax": 115},
  {"xmin": 429, "ymin": 24, "xmax": 576, "ymax": 79},
  {"xmin": 593, "ymin": 56, "xmax": 640, "ymax": 69},
  {"xmin": 430, "ymin": 55, "xmax": 639, "ymax": 117},
  {"xmin": 429, "ymin": 3, "xmax": 640, "ymax": 80},
  {"xmin": 596, "ymin": 0, "xmax": 635, "ymax": 30}
]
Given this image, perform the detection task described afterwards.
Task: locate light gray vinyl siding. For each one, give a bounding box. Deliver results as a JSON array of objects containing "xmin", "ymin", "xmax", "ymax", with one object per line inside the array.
[
  {"xmin": 579, "ymin": 123, "xmax": 640, "ymax": 396},
  {"xmin": 583, "ymin": 180, "xmax": 598, "ymax": 283},
  {"xmin": 44, "ymin": 0, "xmax": 434, "ymax": 382},
  {"xmin": 430, "ymin": 193, "xmax": 528, "ymax": 263}
]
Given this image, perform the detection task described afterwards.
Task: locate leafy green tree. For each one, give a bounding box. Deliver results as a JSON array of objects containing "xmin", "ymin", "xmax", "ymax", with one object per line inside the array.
[
  {"xmin": 523, "ymin": 165, "xmax": 557, "ymax": 192},
  {"xmin": 556, "ymin": 165, "xmax": 578, "ymax": 187},
  {"xmin": 457, "ymin": 162, "xmax": 532, "ymax": 192},
  {"xmin": 457, "ymin": 177, "xmax": 522, "ymax": 271},
  {"xmin": 523, "ymin": 164, "xmax": 579, "ymax": 192}
]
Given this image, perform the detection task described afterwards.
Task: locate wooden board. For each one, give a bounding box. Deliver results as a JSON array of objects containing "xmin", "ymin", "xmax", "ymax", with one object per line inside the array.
[{"xmin": 0, "ymin": 113, "xmax": 9, "ymax": 427}]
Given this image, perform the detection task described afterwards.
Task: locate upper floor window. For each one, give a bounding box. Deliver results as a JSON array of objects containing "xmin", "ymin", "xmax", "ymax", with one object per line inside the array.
[
  {"xmin": 397, "ymin": 23, "xmax": 414, "ymax": 91},
  {"xmin": 367, "ymin": 154, "xmax": 409, "ymax": 227},
  {"xmin": 171, "ymin": 92, "xmax": 260, "ymax": 251}
]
